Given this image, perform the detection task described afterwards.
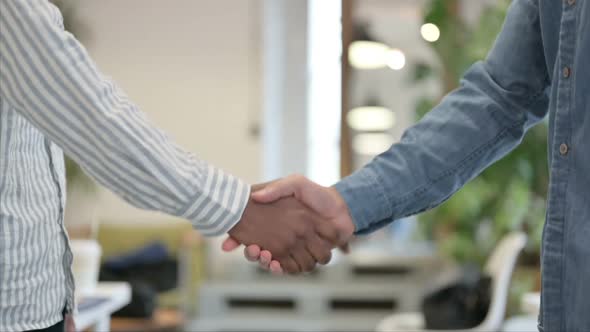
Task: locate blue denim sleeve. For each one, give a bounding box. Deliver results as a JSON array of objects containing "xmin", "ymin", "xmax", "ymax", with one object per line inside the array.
[{"xmin": 334, "ymin": 0, "xmax": 550, "ymax": 235}]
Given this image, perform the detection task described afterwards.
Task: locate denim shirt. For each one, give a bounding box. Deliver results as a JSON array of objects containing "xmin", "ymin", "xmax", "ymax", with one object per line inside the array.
[{"xmin": 335, "ymin": 0, "xmax": 589, "ymax": 331}]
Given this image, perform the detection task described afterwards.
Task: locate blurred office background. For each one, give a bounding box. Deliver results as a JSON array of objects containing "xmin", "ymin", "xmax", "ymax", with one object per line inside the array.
[{"xmin": 55, "ymin": 0, "xmax": 546, "ymax": 331}]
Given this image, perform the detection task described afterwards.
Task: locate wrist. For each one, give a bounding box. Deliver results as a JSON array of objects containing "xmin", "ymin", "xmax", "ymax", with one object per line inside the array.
[
  {"xmin": 327, "ymin": 187, "xmax": 355, "ymax": 239},
  {"xmin": 228, "ymin": 198, "xmax": 254, "ymax": 238},
  {"xmin": 333, "ymin": 167, "xmax": 392, "ymax": 235}
]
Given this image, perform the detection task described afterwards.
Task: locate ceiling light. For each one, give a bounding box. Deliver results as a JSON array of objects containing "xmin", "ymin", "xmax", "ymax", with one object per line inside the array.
[
  {"xmin": 347, "ymin": 106, "xmax": 396, "ymax": 131},
  {"xmin": 386, "ymin": 48, "xmax": 406, "ymax": 71},
  {"xmin": 349, "ymin": 23, "xmax": 389, "ymax": 69},
  {"xmin": 421, "ymin": 23, "xmax": 440, "ymax": 42},
  {"xmin": 349, "ymin": 41, "xmax": 389, "ymax": 69}
]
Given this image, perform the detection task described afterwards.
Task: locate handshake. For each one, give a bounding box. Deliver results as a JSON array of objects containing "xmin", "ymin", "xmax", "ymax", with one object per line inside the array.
[{"xmin": 222, "ymin": 175, "xmax": 356, "ymax": 274}]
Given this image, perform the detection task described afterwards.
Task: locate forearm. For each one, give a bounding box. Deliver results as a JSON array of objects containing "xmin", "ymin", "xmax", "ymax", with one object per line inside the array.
[
  {"xmin": 0, "ymin": 0, "xmax": 249, "ymax": 236},
  {"xmin": 335, "ymin": 0, "xmax": 549, "ymax": 235},
  {"xmin": 335, "ymin": 68, "xmax": 547, "ymax": 234}
]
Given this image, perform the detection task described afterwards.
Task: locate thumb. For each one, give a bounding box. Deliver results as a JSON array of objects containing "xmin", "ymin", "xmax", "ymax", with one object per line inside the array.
[
  {"xmin": 222, "ymin": 236, "xmax": 241, "ymax": 252},
  {"xmin": 251, "ymin": 179, "xmax": 297, "ymax": 203}
]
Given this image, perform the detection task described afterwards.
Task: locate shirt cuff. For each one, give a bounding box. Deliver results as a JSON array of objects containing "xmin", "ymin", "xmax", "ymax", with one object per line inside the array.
[
  {"xmin": 333, "ymin": 167, "xmax": 393, "ymax": 234},
  {"xmin": 181, "ymin": 166, "xmax": 251, "ymax": 237}
]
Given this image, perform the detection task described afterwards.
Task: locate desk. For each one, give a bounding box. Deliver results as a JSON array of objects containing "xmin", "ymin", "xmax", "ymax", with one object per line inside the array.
[
  {"xmin": 75, "ymin": 282, "xmax": 131, "ymax": 332},
  {"xmin": 501, "ymin": 292, "xmax": 540, "ymax": 332}
]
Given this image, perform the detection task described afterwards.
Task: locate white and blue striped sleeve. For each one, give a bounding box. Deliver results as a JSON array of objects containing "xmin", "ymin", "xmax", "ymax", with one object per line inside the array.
[{"xmin": 0, "ymin": 0, "xmax": 250, "ymax": 236}]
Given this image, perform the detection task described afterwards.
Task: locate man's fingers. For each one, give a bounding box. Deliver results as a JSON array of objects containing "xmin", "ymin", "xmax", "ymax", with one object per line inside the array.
[
  {"xmin": 315, "ymin": 220, "xmax": 341, "ymax": 246},
  {"xmin": 253, "ymin": 176, "xmax": 345, "ymax": 227},
  {"xmin": 244, "ymin": 245, "xmax": 261, "ymax": 262},
  {"xmin": 251, "ymin": 181, "xmax": 275, "ymax": 192},
  {"xmin": 251, "ymin": 175, "xmax": 308, "ymax": 203},
  {"xmin": 291, "ymin": 243, "xmax": 317, "ymax": 273},
  {"xmin": 306, "ymin": 233, "xmax": 333, "ymax": 265},
  {"xmin": 251, "ymin": 184, "xmax": 293, "ymax": 203},
  {"xmin": 259, "ymin": 250, "xmax": 272, "ymax": 270},
  {"xmin": 280, "ymin": 256, "xmax": 300, "ymax": 274},
  {"xmin": 269, "ymin": 260, "xmax": 284, "ymax": 275},
  {"xmin": 222, "ymin": 236, "xmax": 241, "ymax": 252},
  {"xmin": 339, "ymin": 243, "xmax": 351, "ymax": 254}
]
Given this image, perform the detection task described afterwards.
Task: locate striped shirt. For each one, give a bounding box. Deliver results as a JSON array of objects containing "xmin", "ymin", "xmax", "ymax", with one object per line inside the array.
[{"xmin": 0, "ymin": 0, "xmax": 250, "ymax": 330}]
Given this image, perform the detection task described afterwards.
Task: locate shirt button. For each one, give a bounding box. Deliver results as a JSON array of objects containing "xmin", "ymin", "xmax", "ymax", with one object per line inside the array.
[
  {"xmin": 563, "ymin": 66, "xmax": 571, "ymax": 78},
  {"xmin": 559, "ymin": 143, "xmax": 569, "ymax": 156}
]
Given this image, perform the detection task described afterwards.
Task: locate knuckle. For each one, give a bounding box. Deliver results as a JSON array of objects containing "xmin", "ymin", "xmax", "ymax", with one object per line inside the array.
[
  {"xmin": 288, "ymin": 239, "xmax": 300, "ymax": 253},
  {"xmin": 270, "ymin": 241, "xmax": 287, "ymax": 257},
  {"xmin": 294, "ymin": 223, "xmax": 308, "ymax": 238},
  {"xmin": 286, "ymin": 234, "xmax": 299, "ymax": 248},
  {"xmin": 285, "ymin": 263, "xmax": 298, "ymax": 274},
  {"xmin": 290, "ymin": 174, "xmax": 305, "ymax": 182},
  {"xmin": 288, "ymin": 174, "xmax": 305, "ymax": 196},
  {"xmin": 275, "ymin": 247, "xmax": 288, "ymax": 258},
  {"xmin": 295, "ymin": 209, "xmax": 309, "ymax": 221}
]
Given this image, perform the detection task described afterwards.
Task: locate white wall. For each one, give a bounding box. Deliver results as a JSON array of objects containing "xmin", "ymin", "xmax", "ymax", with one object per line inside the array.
[
  {"xmin": 261, "ymin": 0, "xmax": 309, "ymax": 181},
  {"xmin": 67, "ymin": 0, "xmax": 263, "ymax": 225},
  {"xmin": 262, "ymin": 0, "xmax": 342, "ymax": 186}
]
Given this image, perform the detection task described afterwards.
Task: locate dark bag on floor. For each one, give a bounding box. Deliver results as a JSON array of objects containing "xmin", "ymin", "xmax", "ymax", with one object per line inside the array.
[
  {"xmin": 114, "ymin": 281, "xmax": 158, "ymax": 318},
  {"xmin": 422, "ymin": 266, "xmax": 492, "ymax": 329},
  {"xmin": 98, "ymin": 242, "xmax": 179, "ymax": 318}
]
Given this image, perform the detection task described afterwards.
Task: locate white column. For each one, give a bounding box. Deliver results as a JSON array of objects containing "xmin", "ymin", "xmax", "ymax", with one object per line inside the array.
[
  {"xmin": 262, "ymin": 0, "xmax": 310, "ymax": 180},
  {"xmin": 307, "ymin": 0, "xmax": 342, "ymax": 185}
]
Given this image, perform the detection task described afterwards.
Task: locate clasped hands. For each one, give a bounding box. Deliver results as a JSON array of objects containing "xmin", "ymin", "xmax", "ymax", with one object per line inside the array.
[{"xmin": 223, "ymin": 175, "xmax": 355, "ymax": 274}]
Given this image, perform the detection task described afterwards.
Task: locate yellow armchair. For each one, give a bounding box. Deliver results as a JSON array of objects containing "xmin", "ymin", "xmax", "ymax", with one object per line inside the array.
[{"xmin": 96, "ymin": 221, "xmax": 205, "ymax": 314}]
